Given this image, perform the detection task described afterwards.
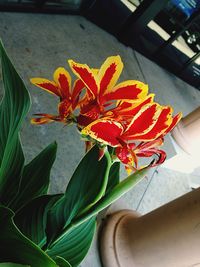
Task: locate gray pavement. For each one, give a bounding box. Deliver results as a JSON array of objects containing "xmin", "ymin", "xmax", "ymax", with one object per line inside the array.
[{"xmin": 0, "ymin": 12, "xmax": 200, "ymax": 267}]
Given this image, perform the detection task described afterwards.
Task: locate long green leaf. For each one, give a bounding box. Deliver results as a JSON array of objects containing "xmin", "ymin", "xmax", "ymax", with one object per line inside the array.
[
  {"xmin": 0, "ymin": 41, "xmax": 30, "ymax": 205},
  {"xmin": 106, "ymin": 161, "xmax": 120, "ymax": 194},
  {"xmin": 46, "ymin": 146, "xmax": 111, "ymax": 246},
  {"xmin": 57, "ymin": 167, "xmax": 149, "ymax": 240},
  {"xmin": 0, "ymin": 206, "xmax": 57, "ymax": 267},
  {"xmin": 11, "ymin": 142, "xmax": 57, "ymax": 211},
  {"xmin": 14, "ymin": 194, "xmax": 62, "ymax": 247},
  {"xmin": 47, "ymin": 217, "xmax": 96, "ymax": 267},
  {"xmin": 44, "ymin": 168, "xmax": 148, "ymax": 267}
]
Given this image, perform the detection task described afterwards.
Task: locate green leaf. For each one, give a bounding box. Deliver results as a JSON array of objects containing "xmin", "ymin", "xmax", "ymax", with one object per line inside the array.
[
  {"xmin": 47, "ymin": 217, "xmax": 96, "ymax": 267},
  {"xmin": 11, "ymin": 142, "xmax": 57, "ymax": 211},
  {"xmin": 62, "ymin": 168, "xmax": 149, "ymax": 232},
  {"xmin": 46, "ymin": 146, "xmax": 111, "ymax": 246},
  {"xmin": 55, "ymin": 257, "xmax": 72, "ymax": 267},
  {"xmin": 0, "ymin": 41, "xmax": 30, "ymax": 205},
  {"xmin": 14, "ymin": 194, "xmax": 62, "ymax": 247},
  {"xmin": 46, "ymin": 167, "xmax": 144, "ymax": 267},
  {"xmin": 106, "ymin": 161, "xmax": 120, "ymax": 194},
  {"xmin": 0, "ymin": 206, "xmax": 57, "ymax": 267},
  {"xmin": 0, "ymin": 263, "xmax": 30, "ymax": 267}
]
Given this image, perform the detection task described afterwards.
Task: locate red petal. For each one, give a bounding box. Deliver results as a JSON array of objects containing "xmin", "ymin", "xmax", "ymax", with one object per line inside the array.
[
  {"xmin": 77, "ymin": 114, "xmax": 96, "ymax": 128},
  {"xmin": 135, "ymin": 139, "xmax": 166, "ymax": 167},
  {"xmin": 153, "ymin": 149, "xmax": 166, "ymax": 165},
  {"xmin": 68, "ymin": 60, "xmax": 98, "ymax": 97},
  {"xmin": 116, "ymin": 144, "xmax": 138, "ymax": 173},
  {"xmin": 122, "ymin": 104, "xmax": 159, "ymax": 139},
  {"xmin": 139, "ymin": 148, "xmax": 166, "ymax": 167},
  {"xmin": 58, "ymin": 100, "xmax": 72, "ymax": 118},
  {"xmin": 72, "ymin": 79, "xmax": 85, "ymax": 109},
  {"xmin": 31, "ymin": 113, "xmax": 58, "ymax": 125},
  {"xmin": 81, "ymin": 119, "xmax": 124, "ymax": 147},
  {"xmin": 99, "ymin": 63, "xmax": 117, "ymax": 94},
  {"xmin": 30, "ymin": 78, "xmax": 60, "ymax": 97},
  {"xmin": 109, "ymin": 94, "xmax": 154, "ymax": 118},
  {"xmin": 164, "ymin": 112, "xmax": 182, "ymax": 135},
  {"xmin": 54, "ymin": 68, "xmax": 71, "ymax": 100},
  {"xmin": 103, "ymin": 80, "xmax": 148, "ymax": 102},
  {"xmin": 136, "ymin": 138, "xmax": 164, "ymax": 151},
  {"xmin": 115, "ymin": 146, "xmax": 130, "ymax": 165},
  {"xmin": 31, "ymin": 117, "xmax": 54, "ymax": 125},
  {"xmin": 134, "ymin": 107, "xmax": 173, "ymax": 140},
  {"xmin": 98, "ymin": 56, "xmax": 123, "ymax": 97}
]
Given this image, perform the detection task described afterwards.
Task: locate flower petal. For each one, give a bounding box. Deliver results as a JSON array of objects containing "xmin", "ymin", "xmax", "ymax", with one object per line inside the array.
[
  {"xmin": 31, "ymin": 117, "xmax": 54, "ymax": 125},
  {"xmin": 116, "ymin": 146, "xmax": 130, "ymax": 165},
  {"xmin": 164, "ymin": 112, "xmax": 182, "ymax": 135},
  {"xmin": 136, "ymin": 138, "xmax": 164, "ymax": 151},
  {"xmin": 80, "ymin": 100, "xmax": 101, "ymax": 121},
  {"xmin": 103, "ymin": 80, "xmax": 148, "ymax": 102},
  {"xmin": 31, "ymin": 118, "xmax": 53, "ymax": 125},
  {"xmin": 31, "ymin": 113, "xmax": 57, "ymax": 125},
  {"xmin": 137, "ymin": 148, "xmax": 166, "ymax": 167},
  {"xmin": 77, "ymin": 114, "xmax": 98, "ymax": 128},
  {"xmin": 81, "ymin": 119, "xmax": 124, "ymax": 147},
  {"xmin": 68, "ymin": 60, "xmax": 98, "ymax": 97},
  {"xmin": 116, "ymin": 144, "xmax": 137, "ymax": 165},
  {"xmin": 53, "ymin": 67, "xmax": 71, "ymax": 100},
  {"xmin": 58, "ymin": 100, "xmax": 72, "ymax": 118},
  {"xmin": 122, "ymin": 103, "xmax": 160, "ymax": 139},
  {"xmin": 152, "ymin": 149, "xmax": 166, "ymax": 166},
  {"xmin": 98, "ymin": 55, "xmax": 123, "ymax": 97},
  {"xmin": 116, "ymin": 144, "xmax": 138, "ymax": 174},
  {"xmin": 134, "ymin": 138, "xmax": 166, "ymax": 167},
  {"xmin": 107, "ymin": 94, "xmax": 154, "ymax": 118},
  {"xmin": 71, "ymin": 79, "xmax": 85, "ymax": 109},
  {"xmin": 30, "ymin": 78, "xmax": 60, "ymax": 97},
  {"xmin": 133, "ymin": 106, "xmax": 173, "ymax": 140}
]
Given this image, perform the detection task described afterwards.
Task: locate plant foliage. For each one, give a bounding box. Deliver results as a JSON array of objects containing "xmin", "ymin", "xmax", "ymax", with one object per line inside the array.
[{"xmin": 0, "ymin": 40, "xmax": 148, "ymax": 267}]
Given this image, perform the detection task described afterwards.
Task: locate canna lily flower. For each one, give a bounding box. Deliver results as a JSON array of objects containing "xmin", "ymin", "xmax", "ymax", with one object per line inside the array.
[
  {"xmin": 30, "ymin": 67, "xmax": 84, "ymax": 124},
  {"xmin": 30, "ymin": 55, "xmax": 182, "ymax": 172},
  {"xmin": 81, "ymin": 97, "xmax": 182, "ymax": 170},
  {"xmin": 68, "ymin": 56, "xmax": 148, "ymax": 126}
]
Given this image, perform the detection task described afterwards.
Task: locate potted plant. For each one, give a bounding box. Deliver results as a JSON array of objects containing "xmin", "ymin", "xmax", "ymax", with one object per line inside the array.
[{"xmin": 0, "ymin": 40, "xmax": 181, "ymax": 267}]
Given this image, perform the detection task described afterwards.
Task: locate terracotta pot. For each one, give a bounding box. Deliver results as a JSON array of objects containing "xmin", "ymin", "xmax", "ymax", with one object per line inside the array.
[
  {"xmin": 172, "ymin": 107, "xmax": 200, "ymax": 155},
  {"xmin": 100, "ymin": 187, "xmax": 200, "ymax": 267}
]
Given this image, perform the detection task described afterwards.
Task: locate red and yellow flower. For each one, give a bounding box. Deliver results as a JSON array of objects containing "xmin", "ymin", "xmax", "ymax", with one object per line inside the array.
[
  {"xmin": 81, "ymin": 98, "xmax": 181, "ymax": 145},
  {"xmin": 30, "ymin": 67, "xmax": 84, "ymax": 124},
  {"xmin": 31, "ymin": 55, "xmax": 182, "ymax": 172},
  {"xmin": 81, "ymin": 97, "xmax": 182, "ymax": 170},
  {"xmin": 68, "ymin": 56, "xmax": 148, "ymax": 127}
]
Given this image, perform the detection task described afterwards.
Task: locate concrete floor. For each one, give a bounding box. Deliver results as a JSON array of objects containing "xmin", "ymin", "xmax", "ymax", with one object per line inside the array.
[{"xmin": 1, "ymin": 12, "xmax": 200, "ymax": 267}]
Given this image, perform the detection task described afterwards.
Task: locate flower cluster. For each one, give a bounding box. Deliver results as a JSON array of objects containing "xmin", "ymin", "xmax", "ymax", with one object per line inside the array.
[{"xmin": 31, "ymin": 56, "xmax": 182, "ymax": 172}]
